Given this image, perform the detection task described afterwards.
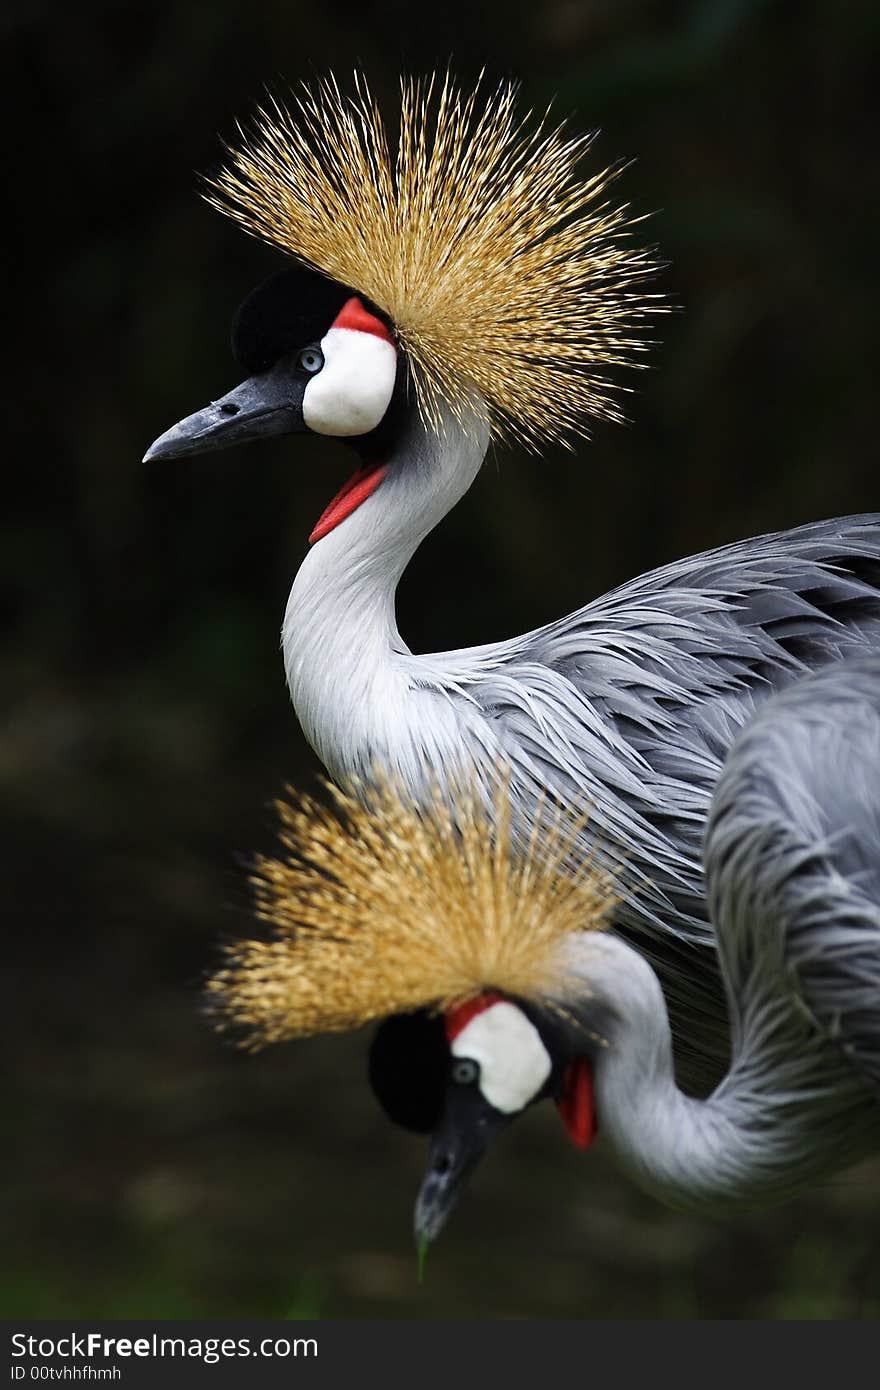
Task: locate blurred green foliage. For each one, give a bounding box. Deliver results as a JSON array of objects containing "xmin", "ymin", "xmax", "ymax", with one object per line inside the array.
[{"xmin": 3, "ymin": 0, "xmax": 879, "ymax": 1318}]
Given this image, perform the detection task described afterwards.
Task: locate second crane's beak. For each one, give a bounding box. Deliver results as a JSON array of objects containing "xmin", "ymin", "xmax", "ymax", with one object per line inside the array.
[
  {"xmin": 142, "ymin": 362, "xmax": 309, "ymax": 462},
  {"xmin": 414, "ymin": 1085, "xmax": 510, "ymax": 1247}
]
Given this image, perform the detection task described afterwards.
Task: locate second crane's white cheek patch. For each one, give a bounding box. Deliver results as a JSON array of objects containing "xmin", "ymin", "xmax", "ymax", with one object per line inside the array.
[
  {"xmin": 303, "ymin": 326, "xmax": 397, "ymax": 437},
  {"xmin": 451, "ymin": 1002, "xmax": 552, "ymax": 1114}
]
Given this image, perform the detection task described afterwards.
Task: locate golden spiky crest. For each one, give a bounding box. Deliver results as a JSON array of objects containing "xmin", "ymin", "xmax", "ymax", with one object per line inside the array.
[
  {"xmin": 204, "ymin": 72, "xmax": 663, "ymax": 447},
  {"xmin": 206, "ymin": 771, "xmax": 618, "ymax": 1049}
]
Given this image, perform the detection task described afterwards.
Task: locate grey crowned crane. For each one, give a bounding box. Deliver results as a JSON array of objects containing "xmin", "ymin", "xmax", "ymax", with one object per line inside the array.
[
  {"xmin": 208, "ymin": 655, "xmax": 880, "ymax": 1246},
  {"xmin": 145, "ymin": 75, "xmax": 880, "ymax": 1087}
]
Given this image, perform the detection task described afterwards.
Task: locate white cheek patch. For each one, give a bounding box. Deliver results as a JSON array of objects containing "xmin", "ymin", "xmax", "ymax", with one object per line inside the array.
[
  {"xmin": 302, "ymin": 327, "xmax": 397, "ymax": 436},
  {"xmin": 451, "ymin": 1002, "xmax": 552, "ymax": 1114}
]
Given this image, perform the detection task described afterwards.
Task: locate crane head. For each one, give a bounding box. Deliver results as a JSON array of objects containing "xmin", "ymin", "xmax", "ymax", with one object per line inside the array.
[
  {"xmin": 145, "ymin": 72, "xmax": 663, "ymax": 479},
  {"xmin": 143, "ymin": 264, "xmax": 405, "ymax": 538},
  {"xmin": 368, "ymin": 993, "xmax": 599, "ymax": 1247},
  {"xmin": 205, "ymin": 770, "xmax": 617, "ymax": 1248}
]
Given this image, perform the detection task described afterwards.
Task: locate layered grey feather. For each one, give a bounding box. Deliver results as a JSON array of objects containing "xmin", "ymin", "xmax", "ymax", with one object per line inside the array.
[
  {"xmin": 416, "ymin": 516, "xmax": 880, "ymax": 1080},
  {"xmin": 707, "ymin": 654, "xmax": 880, "ymax": 1104}
]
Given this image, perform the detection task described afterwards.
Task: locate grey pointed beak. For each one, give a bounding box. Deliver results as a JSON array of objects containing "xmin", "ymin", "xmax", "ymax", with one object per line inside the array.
[
  {"xmin": 413, "ymin": 1088, "xmax": 510, "ymax": 1247},
  {"xmin": 143, "ymin": 361, "xmax": 308, "ymax": 462}
]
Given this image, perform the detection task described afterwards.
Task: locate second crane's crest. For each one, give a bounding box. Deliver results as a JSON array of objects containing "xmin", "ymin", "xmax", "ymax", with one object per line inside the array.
[
  {"xmin": 206, "ymin": 773, "xmax": 617, "ymax": 1047},
  {"xmin": 205, "ymin": 72, "xmax": 662, "ymax": 447}
]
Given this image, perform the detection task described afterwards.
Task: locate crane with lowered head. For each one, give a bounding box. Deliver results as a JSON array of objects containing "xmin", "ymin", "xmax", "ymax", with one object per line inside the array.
[
  {"xmin": 208, "ymin": 655, "xmax": 880, "ymax": 1247},
  {"xmin": 146, "ymin": 74, "xmax": 880, "ymax": 1086}
]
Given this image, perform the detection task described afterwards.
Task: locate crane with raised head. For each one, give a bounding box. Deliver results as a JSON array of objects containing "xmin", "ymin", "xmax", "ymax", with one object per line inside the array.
[
  {"xmin": 145, "ymin": 74, "xmax": 880, "ymax": 1084},
  {"xmin": 208, "ymin": 655, "xmax": 880, "ymax": 1246}
]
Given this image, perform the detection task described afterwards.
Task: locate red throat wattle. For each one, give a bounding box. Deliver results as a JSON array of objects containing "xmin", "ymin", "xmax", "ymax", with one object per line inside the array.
[
  {"xmin": 556, "ymin": 1058, "xmax": 597, "ymax": 1150},
  {"xmin": 309, "ymin": 461, "xmax": 388, "ymax": 544}
]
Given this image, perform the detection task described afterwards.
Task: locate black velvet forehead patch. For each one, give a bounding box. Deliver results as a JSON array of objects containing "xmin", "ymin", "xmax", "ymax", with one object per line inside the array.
[
  {"xmin": 367, "ymin": 1011, "xmax": 447, "ymax": 1134},
  {"xmin": 231, "ymin": 264, "xmax": 355, "ymax": 374}
]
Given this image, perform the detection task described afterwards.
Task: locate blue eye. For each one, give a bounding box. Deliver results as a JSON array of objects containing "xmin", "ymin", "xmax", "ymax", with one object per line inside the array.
[
  {"xmin": 452, "ymin": 1058, "xmax": 479, "ymax": 1085},
  {"xmin": 297, "ymin": 346, "xmax": 324, "ymax": 374}
]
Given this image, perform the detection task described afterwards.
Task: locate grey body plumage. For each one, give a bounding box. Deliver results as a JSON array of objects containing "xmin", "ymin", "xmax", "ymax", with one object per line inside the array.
[
  {"xmin": 445, "ymin": 514, "xmax": 880, "ymax": 1070},
  {"xmin": 433, "ymin": 512, "xmax": 880, "ymax": 944},
  {"xmin": 706, "ymin": 654, "xmax": 880, "ymax": 1105}
]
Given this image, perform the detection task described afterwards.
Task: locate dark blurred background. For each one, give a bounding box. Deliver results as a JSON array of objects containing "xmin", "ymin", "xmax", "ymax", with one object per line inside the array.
[{"xmin": 4, "ymin": 0, "xmax": 879, "ymax": 1319}]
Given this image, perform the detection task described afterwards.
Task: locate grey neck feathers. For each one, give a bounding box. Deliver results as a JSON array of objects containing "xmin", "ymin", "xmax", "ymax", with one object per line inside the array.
[
  {"xmin": 283, "ymin": 400, "xmax": 491, "ymax": 787},
  {"xmin": 563, "ymin": 931, "xmax": 874, "ymax": 1210}
]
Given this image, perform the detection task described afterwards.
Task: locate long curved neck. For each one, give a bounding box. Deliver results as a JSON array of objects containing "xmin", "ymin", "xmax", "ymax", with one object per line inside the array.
[
  {"xmin": 571, "ymin": 935, "xmax": 750, "ymax": 1208},
  {"xmin": 566, "ymin": 934, "xmax": 868, "ymax": 1211},
  {"xmin": 282, "ymin": 400, "xmax": 490, "ymax": 785}
]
